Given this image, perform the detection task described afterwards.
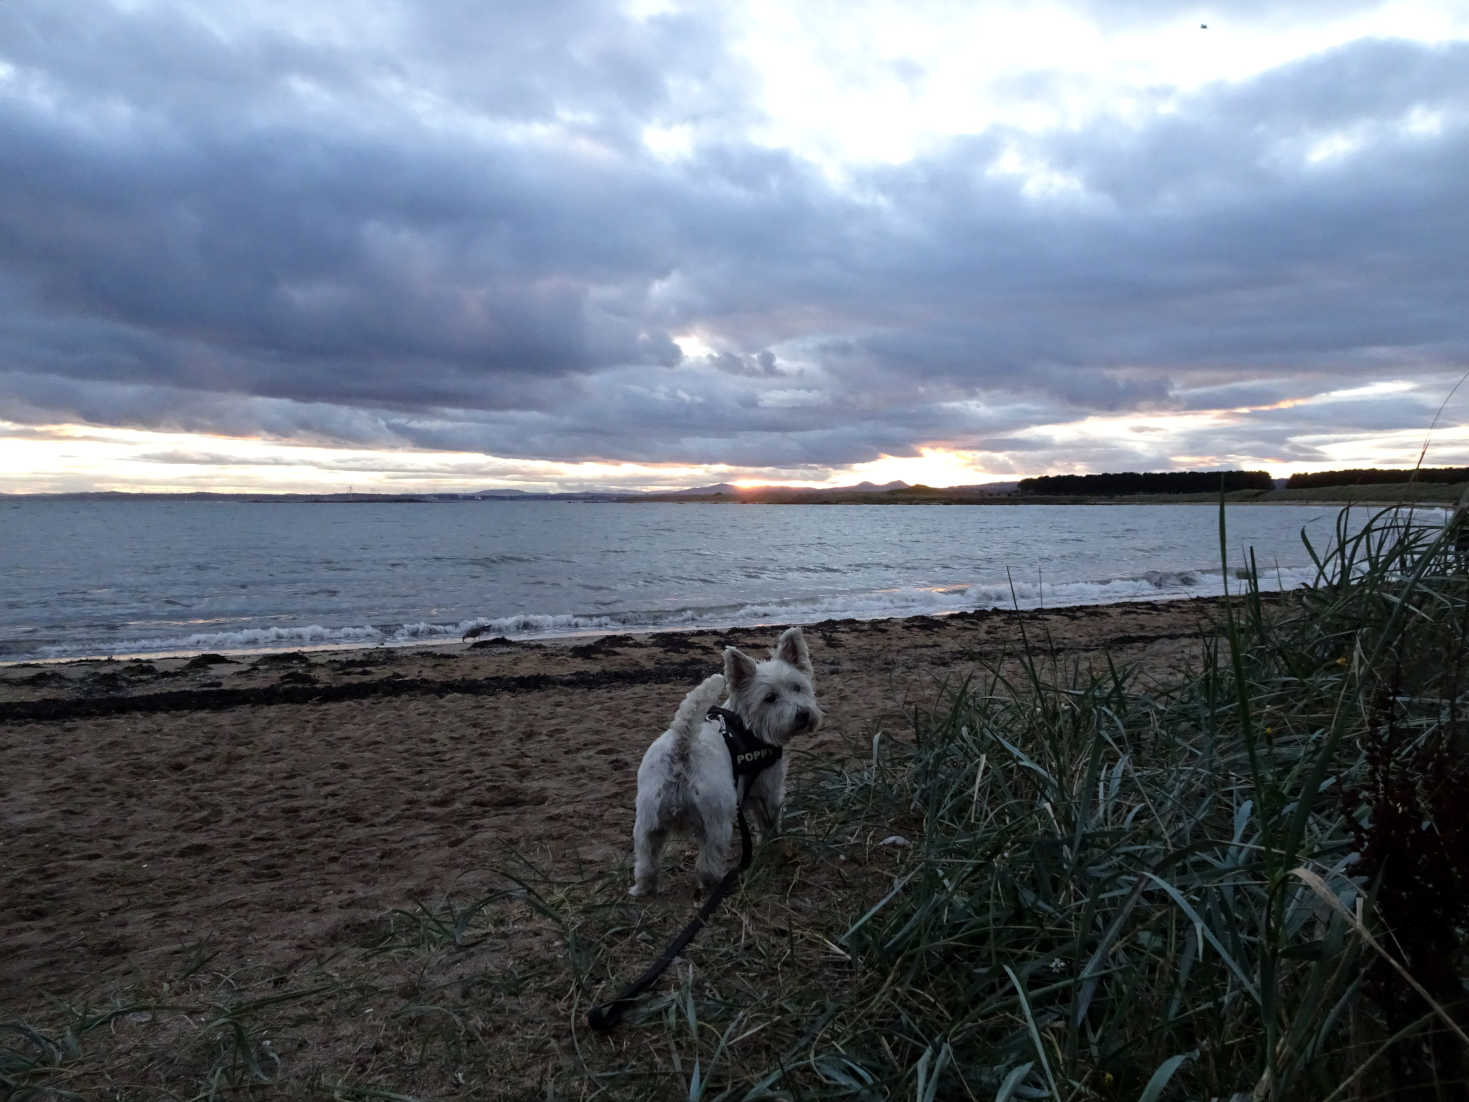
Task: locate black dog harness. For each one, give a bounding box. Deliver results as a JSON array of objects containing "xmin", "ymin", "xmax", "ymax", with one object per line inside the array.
[
  {"xmin": 586, "ymin": 707, "xmax": 782, "ymax": 1032},
  {"xmin": 708, "ymin": 706, "xmax": 783, "ymax": 785}
]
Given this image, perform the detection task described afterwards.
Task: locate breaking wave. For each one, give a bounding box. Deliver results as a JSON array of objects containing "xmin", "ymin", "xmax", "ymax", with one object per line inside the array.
[{"xmin": 26, "ymin": 562, "xmax": 1331, "ymax": 662}]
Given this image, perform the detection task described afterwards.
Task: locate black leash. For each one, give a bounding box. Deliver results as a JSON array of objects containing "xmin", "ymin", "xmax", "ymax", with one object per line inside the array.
[
  {"xmin": 586, "ymin": 801, "xmax": 754, "ymax": 1032},
  {"xmin": 586, "ymin": 709, "xmax": 780, "ymax": 1033}
]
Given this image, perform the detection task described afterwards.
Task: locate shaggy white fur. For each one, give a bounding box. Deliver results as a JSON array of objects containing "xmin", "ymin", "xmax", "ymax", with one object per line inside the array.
[{"xmin": 629, "ymin": 626, "xmax": 822, "ymax": 896}]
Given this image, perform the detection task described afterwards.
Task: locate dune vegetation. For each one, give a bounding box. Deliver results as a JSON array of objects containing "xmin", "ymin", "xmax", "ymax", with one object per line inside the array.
[
  {"xmin": 5, "ymin": 502, "xmax": 1468, "ymax": 1100},
  {"xmin": 570, "ymin": 500, "xmax": 1469, "ymax": 1100}
]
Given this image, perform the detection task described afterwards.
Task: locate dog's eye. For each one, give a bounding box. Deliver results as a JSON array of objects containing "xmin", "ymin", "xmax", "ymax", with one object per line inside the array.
[{"xmin": 764, "ymin": 691, "xmax": 778, "ymax": 704}]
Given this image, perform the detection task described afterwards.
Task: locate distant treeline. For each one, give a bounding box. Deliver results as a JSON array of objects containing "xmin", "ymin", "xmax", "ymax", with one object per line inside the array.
[
  {"xmin": 1285, "ymin": 467, "xmax": 1469, "ymax": 489},
  {"xmin": 1018, "ymin": 470, "xmax": 1274, "ymax": 496}
]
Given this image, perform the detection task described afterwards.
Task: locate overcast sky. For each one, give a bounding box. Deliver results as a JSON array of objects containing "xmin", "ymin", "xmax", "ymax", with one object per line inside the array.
[{"xmin": 2, "ymin": 0, "xmax": 1467, "ymax": 493}]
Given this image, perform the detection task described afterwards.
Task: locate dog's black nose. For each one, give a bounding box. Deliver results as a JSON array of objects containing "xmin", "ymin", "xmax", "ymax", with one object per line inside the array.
[{"xmin": 796, "ymin": 706, "xmax": 814, "ymax": 730}]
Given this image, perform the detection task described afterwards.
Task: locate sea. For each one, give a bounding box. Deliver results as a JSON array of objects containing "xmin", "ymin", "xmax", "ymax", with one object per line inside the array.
[{"xmin": 0, "ymin": 498, "xmax": 1420, "ymax": 663}]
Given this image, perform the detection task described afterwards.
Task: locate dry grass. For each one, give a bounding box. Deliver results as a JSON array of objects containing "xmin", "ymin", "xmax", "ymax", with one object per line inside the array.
[{"xmin": 7, "ymin": 503, "xmax": 1469, "ymax": 1100}]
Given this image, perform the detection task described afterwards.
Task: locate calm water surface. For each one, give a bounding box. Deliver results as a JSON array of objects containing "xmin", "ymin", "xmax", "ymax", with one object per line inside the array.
[{"xmin": 0, "ymin": 499, "xmax": 1386, "ymax": 661}]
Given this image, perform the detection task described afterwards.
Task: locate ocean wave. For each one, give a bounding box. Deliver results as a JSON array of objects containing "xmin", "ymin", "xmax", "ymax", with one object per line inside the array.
[
  {"xmin": 35, "ymin": 623, "xmax": 391, "ymax": 659},
  {"xmin": 16, "ymin": 562, "xmax": 1333, "ymax": 663},
  {"xmin": 970, "ymin": 563, "xmax": 1325, "ymax": 608},
  {"xmin": 455, "ymin": 612, "xmax": 627, "ymax": 638}
]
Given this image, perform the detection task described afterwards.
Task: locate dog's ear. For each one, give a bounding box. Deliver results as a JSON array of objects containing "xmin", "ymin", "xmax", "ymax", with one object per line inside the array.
[
  {"xmin": 724, "ymin": 646, "xmax": 757, "ymax": 693},
  {"xmin": 774, "ymin": 626, "xmax": 812, "ymax": 677}
]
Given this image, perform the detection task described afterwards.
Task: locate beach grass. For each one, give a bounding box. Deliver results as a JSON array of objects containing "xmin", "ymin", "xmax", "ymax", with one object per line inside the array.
[
  {"xmin": 571, "ymin": 500, "xmax": 1467, "ymax": 1100},
  {"xmin": 5, "ymin": 502, "xmax": 1468, "ymax": 1099}
]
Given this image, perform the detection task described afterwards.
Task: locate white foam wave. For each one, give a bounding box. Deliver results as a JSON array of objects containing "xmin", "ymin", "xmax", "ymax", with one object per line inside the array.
[
  {"xmin": 961, "ymin": 563, "xmax": 1326, "ymax": 610},
  {"xmin": 454, "ymin": 612, "xmax": 628, "ymax": 639},
  {"xmin": 35, "ymin": 623, "xmax": 389, "ymax": 659},
  {"xmin": 24, "ymin": 563, "xmax": 1334, "ymax": 662}
]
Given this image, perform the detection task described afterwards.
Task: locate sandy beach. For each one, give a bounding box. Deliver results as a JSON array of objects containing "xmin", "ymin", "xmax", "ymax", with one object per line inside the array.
[{"xmin": 1, "ymin": 598, "xmax": 1235, "ymax": 1095}]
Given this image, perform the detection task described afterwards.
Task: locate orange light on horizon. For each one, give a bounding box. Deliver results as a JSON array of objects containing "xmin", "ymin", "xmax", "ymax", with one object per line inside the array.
[
  {"xmin": 846, "ymin": 447, "xmax": 1005, "ymax": 488},
  {"xmin": 6, "ymin": 396, "xmax": 1468, "ymax": 497}
]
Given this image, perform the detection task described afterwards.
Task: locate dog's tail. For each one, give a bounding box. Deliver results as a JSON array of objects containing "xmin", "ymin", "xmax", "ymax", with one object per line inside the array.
[{"xmin": 671, "ymin": 673, "xmax": 726, "ymax": 752}]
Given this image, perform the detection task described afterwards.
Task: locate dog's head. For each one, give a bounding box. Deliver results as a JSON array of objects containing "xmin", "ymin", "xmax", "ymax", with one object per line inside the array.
[{"xmin": 723, "ymin": 626, "xmax": 822, "ymax": 746}]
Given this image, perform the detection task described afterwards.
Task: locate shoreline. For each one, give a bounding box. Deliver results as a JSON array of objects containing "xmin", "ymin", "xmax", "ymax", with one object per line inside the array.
[
  {"xmin": 1, "ymin": 594, "xmax": 1265, "ymax": 1092},
  {"xmin": 6, "ymin": 499, "xmax": 1437, "ymax": 667},
  {"xmin": 1, "ymin": 595, "xmax": 1236, "ymax": 709},
  {"xmin": 0, "ymin": 588, "xmax": 1267, "ymax": 672}
]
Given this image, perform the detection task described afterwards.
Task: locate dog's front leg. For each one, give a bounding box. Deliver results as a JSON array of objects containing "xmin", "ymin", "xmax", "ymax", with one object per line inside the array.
[{"xmin": 745, "ymin": 763, "xmax": 788, "ymax": 837}]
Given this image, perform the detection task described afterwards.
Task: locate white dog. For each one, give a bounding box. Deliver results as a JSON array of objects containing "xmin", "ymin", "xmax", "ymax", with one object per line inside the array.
[{"xmin": 630, "ymin": 626, "xmax": 822, "ymax": 896}]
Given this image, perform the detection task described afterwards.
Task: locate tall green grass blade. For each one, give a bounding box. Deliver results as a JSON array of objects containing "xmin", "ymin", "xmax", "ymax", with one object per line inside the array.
[
  {"xmin": 1142, "ymin": 872, "xmax": 1261, "ymax": 1004},
  {"xmin": 1136, "ymin": 1050, "xmax": 1195, "ymax": 1102},
  {"xmin": 994, "ymin": 1061, "xmax": 1036, "ymax": 1102},
  {"xmin": 1004, "ymin": 965, "xmax": 1061, "ymax": 1102}
]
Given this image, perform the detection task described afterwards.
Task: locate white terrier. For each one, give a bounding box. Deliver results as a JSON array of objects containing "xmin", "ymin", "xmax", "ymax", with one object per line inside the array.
[{"xmin": 630, "ymin": 626, "xmax": 822, "ymax": 896}]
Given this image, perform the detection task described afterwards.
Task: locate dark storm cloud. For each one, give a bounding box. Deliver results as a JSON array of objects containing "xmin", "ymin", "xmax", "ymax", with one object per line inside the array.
[
  {"xmin": 855, "ymin": 42, "xmax": 1469, "ymax": 371},
  {"xmin": 709, "ymin": 349, "xmax": 789, "ymax": 377},
  {"xmin": 1, "ymin": 1, "xmax": 1466, "ymax": 477}
]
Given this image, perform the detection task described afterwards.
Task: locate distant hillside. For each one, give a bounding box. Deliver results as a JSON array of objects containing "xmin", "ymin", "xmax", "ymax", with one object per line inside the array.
[
  {"xmin": 3, "ymin": 481, "xmax": 1024, "ymax": 506},
  {"xmin": 17, "ymin": 470, "xmax": 1465, "ymax": 508},
  {"xmin": 629, "ymin": 480, "xmax": 1021, "ymax": 504},
  {"xmin": 657, "ymin": 482, "xmax": 742, "ymax": 497}
]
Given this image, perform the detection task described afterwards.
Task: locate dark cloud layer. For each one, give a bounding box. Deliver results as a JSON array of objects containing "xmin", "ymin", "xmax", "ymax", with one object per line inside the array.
[{"xmin": 1, "ymin": 1, "xmax": 1466, "ymax": 482}]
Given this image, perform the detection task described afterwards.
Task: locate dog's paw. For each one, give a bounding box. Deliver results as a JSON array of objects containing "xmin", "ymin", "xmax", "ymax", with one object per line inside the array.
[{"xmin": 629, "ymin": 880, "xmax": 656, "ymax": 897}]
